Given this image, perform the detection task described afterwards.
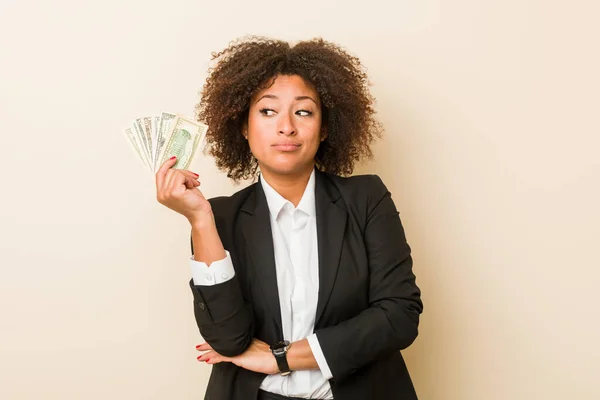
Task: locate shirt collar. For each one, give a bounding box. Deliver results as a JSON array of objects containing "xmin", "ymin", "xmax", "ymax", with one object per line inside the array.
[{"xmin": 260, "ymin": 169, "xmax": 316, "ymax": 219}]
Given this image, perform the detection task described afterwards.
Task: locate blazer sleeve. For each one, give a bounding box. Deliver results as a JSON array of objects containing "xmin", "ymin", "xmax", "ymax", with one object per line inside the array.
[
  {"xmin": 188, "ymin": 230, "xmax": 254, "ymax": 357},
  {"xmin": 314, "ymin": 175, "xmax": 423, "ymax": 381}
]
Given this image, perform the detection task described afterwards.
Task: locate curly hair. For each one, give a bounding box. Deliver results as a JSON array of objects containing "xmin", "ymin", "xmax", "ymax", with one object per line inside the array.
[{"xmin": 196, "ymin": 36, "xmax": 383, "ymax": 182}]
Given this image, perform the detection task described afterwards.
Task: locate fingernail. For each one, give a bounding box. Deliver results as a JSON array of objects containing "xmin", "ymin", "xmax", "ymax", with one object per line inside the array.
[
  {"xmin": 195, "ymin": 345, "xmax": 201, "ymax": 349},
  {"xmin": 170, "ymin": 156, "xmax": 176, "ymax": 160},
  {"xmin": 192, "ymin": 172, "xmax": 199, "ymax": 177},
  {"xmin": 197, "ymin": 355, "xmax": 202, "ymax": 361}
]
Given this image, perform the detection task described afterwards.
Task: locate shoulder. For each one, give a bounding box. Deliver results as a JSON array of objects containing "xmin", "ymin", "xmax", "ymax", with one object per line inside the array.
[
  {"xmin": 322, "ymin": 171, "xmax": 389, "ymax": 207},
  {"xmin": 325, "ymin": 172, "xmax": 386, "ymax": 190}
]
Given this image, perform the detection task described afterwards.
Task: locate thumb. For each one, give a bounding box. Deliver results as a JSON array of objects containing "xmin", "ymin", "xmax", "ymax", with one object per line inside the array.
[{"xmin": 156, "ymin": 155, "xmax": 178, "ymax": 188}]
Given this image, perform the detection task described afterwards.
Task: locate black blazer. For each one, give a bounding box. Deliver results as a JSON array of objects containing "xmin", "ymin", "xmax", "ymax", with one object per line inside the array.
[{"xmin": 189, "ymin": 169, "xmax": 423, "ymax": 400}]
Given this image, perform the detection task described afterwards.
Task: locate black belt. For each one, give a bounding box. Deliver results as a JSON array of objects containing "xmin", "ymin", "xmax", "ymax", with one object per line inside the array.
[{"xmin": 257, "ymin": 389, "xmax": 326, "ymax": 400}]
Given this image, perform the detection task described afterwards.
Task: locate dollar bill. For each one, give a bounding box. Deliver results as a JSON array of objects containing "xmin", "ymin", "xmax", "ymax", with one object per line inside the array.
[
  {"xmin": 123, "ymin": 127, "xmax": 149, "ymax": 169},
  {"xmin": 155, "ymin": 112, "xmax": 177, "ymax": 171},
  {"xmin": 124, "ymin": 113, "xmax": 207, "ymax": 173},
  {"xmin": 151, "ymin": 115, "xmax": 160, "ymax": 169},
  {"xmin": 132, "ymin": 118, "xmax": 152, "ymax": 168},
  {"xmin": 141, "ymin": 116, "xmax": 154, "ymax": 167},
  {"xmin": 158, "ymin": 116, "xmax": 208, "ymax": 170}
]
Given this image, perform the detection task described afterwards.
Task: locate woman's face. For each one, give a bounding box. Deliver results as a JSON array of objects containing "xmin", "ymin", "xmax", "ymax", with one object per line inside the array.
[{"xmin": 246, "ymin": 74, "xmax": 324, "ymax": 178}]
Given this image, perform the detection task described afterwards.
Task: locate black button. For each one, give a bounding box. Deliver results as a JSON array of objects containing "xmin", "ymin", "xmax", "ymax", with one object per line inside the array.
[{"xmin": 198, "ymin": 302, "xmax": 206, "ymax": 311}]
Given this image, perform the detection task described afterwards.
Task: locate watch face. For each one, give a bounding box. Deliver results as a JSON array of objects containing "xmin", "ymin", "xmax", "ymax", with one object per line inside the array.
[
  {"xmin": 272, "ymin": 347, "xmax": 286, "ymax": 356},
  {"xmin": 270, "ymin": 340, "xmax": 290, "ymax": 354}
]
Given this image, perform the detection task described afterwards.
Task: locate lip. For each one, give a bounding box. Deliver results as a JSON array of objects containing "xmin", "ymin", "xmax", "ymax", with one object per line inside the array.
[{"xmin": 272, "ymin": 143, "xmax": 301, "ymax": 151}]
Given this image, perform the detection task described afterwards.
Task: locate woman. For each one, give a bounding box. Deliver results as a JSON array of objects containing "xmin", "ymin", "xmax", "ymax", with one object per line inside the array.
[{"xmin": 156, "ymin": 37, "xmax": 423, "ymax": 400}]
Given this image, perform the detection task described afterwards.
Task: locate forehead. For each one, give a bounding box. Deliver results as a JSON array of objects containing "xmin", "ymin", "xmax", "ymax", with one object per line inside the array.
[{"xmin": 252, "ymin": 74, "xmax": 319, "ymax": 102}]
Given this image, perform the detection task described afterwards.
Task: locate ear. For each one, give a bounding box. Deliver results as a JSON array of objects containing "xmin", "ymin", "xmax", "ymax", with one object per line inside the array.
[
  {"xmin": 320, "ymin": 126, "xmax": 328, "ymax": 142},
  {"xmin": 242, "ymin": 123, "xmax": 248, "ymax": 140}
]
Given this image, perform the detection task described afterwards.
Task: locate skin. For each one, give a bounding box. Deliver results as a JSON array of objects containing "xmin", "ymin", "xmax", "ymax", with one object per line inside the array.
[
  {"xmin": 156, "ymin": 74, "xmax": 325, "ymax": 374},
  {"xmin": 244, "ymin": 74, "xmax": 326, "ymax": 206}
]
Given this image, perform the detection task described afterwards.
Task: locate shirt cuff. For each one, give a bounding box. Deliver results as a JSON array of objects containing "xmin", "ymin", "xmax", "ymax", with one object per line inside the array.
[
  {"xmin": 190, "ymin": 250, "xmax": 235, "ymax": 286},
  {"xmin": 307, "ymin": 333, "xmax": 333, "ymax": 380}
]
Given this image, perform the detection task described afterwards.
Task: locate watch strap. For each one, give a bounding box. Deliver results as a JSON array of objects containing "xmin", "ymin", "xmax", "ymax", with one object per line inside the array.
[
  {"xmin": 270, "ymin": 341, "xmax": 292, "ymax": 376},
  {"xmin": 274, "ymin": 351, "xmax": 291, "ymax": 376}
]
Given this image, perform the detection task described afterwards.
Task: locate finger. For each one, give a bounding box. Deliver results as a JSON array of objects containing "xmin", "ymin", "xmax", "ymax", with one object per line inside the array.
[
  {"xmin": 195, "ymin": 350, "xmax": 213, "ymax": 359},
  {"xmin": 169, "ymin": 170, "xmax": 200, "ymax": 192},
  {"xmin": 197, "ymin": 350, "xmax": 218, "ymax": 363},
  {"xmin": 206, "ymin": 354, "xmax": 225, "ymax": 364},
  {"xmin": 196, "ymin": 351, "xmax": 211, "ymax": 362},
  {"xmin": 166, "ymin": 169, "xmax": 189, "ymax": 195},
  {"xmin": 155, "ymin": 155, "xmax": 178, "ymax": 190},
  {"xmin": 158, "ymin": 168, "xmax": 177, "ymax": 202},
  {"xmin": 179, "ymin": 170, "xmax": 199, "ymax": 179},
  {"xmin": 184, "ymin": 170, "xmax": 200, "ymax": 180},
  {"xmin": 178, "ymin": 171, "xmax": 200, "ymax": 189},
  {"xmin": 184, "ymin": 176, "xmax": 199, "ymax": 189},
  {"xmin": 196, "ymin": 343, "xmax": 213, "ymax": 351},
  {"xmin": 163, "ymin": 168, "xmax": 175, "ymax": 189}
]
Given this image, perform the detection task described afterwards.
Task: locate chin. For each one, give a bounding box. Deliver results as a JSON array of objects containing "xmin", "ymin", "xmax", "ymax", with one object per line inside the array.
[
  {"xmin": 260, "ymin": 160, "xmax": 314, "ymax": 177},
  {"xmin": 266, "ymin": 166, "xmax": 300, "ymax": 176}
]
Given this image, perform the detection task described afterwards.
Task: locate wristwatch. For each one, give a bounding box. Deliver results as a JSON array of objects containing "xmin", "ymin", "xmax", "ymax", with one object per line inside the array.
[{"xmin": 270, "ymin": 340, "xmax": 292, "ymax": 376}]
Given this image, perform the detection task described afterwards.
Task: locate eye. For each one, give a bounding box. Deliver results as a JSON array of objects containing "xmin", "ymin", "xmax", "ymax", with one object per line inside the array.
[
  {"xmin": 296, "ymin": 109, "xmax": 312, "ymax": 117},
  {"xmin": 259, "ymin": 108, "xmax": 276, "ymax": 116}
]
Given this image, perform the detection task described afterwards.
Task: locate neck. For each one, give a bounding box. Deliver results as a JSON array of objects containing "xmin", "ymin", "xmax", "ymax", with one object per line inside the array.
[{"xmin": 260, "ymin": 165, "xmax": 314, "ymax": 207}]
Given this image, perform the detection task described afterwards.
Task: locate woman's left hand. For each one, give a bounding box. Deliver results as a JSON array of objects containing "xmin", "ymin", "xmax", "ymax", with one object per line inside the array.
[{"xmin": 196, "ymin": 339, "xmax": 279, "ymax": 375}]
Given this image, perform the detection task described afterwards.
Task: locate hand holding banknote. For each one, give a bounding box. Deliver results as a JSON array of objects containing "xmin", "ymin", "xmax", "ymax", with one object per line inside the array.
[{"xmin": 124, "ymin": 112, "xmax": 213, "ymax": 226}]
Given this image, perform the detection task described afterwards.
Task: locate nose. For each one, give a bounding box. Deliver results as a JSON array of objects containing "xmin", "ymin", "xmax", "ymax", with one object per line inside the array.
[{"xmin": 278, "ymin": 111, "xmax": 296, "ymax": 136}]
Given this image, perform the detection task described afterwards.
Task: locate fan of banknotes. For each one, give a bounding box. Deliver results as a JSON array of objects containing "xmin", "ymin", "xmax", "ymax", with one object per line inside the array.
[{"xmin": 123, "ymin": 112, "xmax": 208, "ymax": 173}]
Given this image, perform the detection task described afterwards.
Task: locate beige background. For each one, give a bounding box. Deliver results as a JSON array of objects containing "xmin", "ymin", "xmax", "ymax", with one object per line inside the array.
[{"xmin": 1, "ymin": 0, "xmax": 599, "ymax": 399}]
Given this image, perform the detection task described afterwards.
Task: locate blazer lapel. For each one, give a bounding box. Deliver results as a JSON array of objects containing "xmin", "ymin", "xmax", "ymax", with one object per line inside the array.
[
  {"xmin": 315, "ymin": 171, "xmax": 347, "ymax": 327},
  {"xmin": 239, "ymin": 183, "xmax": 283, "ymax": 341}
]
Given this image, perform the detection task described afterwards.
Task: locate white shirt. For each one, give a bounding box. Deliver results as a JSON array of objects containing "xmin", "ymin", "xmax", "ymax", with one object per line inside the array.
[{"xmin": 190, "ymin": 169, "xmax": 333, "ymax": 399}]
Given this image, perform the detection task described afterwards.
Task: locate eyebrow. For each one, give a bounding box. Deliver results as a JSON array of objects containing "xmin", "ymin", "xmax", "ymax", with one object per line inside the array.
[{"xmin": 254, "ymin": 94, "xmax": 318, "ymax": 105}]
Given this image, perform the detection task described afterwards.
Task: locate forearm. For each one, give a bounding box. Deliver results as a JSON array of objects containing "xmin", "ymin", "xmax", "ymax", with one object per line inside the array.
[
  {"xmin": 316, "ymin": 298, "xmax": 421, "ymax": 381},
  {"xmin": 287, "ymin": 339, "xmax": 319, "ymax": 371},
  {"xmin": 190, "ymin": 276, "xmax": 254, "ymax": 357},
  {"xmin": 189, "ymin": 221, "xmax": 253, "ymax": 357},
  {"xmin": 191, "ymin": 220, "xmax": 226, "ymax": 265}
]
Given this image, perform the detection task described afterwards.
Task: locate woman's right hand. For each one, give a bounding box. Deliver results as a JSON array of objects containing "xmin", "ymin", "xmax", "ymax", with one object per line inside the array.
[{"xmin": 155, "ymin": 156, "xmax": 213, "ymax": 228}]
